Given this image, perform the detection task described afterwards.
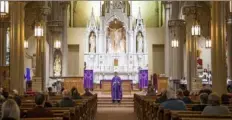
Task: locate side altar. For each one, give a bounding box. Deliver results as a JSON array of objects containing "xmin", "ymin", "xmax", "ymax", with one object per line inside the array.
[{"xmin": 84, "ymin": 1, "xmax": 148, "ymax": 86}]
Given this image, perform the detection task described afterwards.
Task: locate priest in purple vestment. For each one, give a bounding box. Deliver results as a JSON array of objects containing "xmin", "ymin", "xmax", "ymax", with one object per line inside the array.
[{"xmin": 111, "ymin": 72, "xmax": 122, "ymax": 103}]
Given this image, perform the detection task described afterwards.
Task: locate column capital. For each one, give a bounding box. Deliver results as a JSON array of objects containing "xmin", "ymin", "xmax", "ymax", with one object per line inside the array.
[
  {"xmin": 47, "ymin": 20, "xmax": 63, "ymax": 33},
  {"xmin": 60, "ymin": 1, "xmax": 70, "ymax": 10},
  {"xmin": 168, "ymin": 19, "xmax": 185, "ymax": 28},
  {"xmin": 182, "ymin": 5, "xmax": 202, "ymax": 16},
  {"xmin": 162, "ymin": 1, "xmax": 171, "ymax": 9}
]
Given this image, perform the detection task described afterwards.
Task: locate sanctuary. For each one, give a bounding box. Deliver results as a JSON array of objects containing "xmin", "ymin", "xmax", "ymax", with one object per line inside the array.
[{"xmin": 84, "ymin": 1, "xmax": 148, "ymax": 84}]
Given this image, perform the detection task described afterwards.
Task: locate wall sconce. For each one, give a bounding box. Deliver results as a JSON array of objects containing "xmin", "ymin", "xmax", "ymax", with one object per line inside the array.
[
  {"xmin": 0, "ymin": 1, "xmax": 9, "ymax": 16},
  {"xmin": 54, "ymin": 40, "xmax": 61, "ymax": 49},
  {"xmin": 205, "ymin": 37, "xmax": 211, "ymax": 48},
  {"xmin": 24, "ymin": 40, "xmax": 28, "ymax": 49},
  {"xmin": 34, "ymin": 22, "xmax": 43, "ymax": 37},
  {"xmin": 191, "ymin": 21, "xmax": 201, "ymax": 36}
]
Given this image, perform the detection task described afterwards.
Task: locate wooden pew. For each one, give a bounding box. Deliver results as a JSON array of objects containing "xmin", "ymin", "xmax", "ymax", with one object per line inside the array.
[{"xmin": 23, "ymin": 117, "xmax": 63, "ymax": 120}]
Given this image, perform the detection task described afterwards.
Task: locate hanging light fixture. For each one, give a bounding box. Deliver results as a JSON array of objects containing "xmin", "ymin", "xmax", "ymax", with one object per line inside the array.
[
  {"xmin": 191, "ymin": 3, "xmax": 201, "ymax": 36},
  {"xmin": 171, "ymin": 33, "xmax": 179, "ymax": 48},
  {"xmin": 34, "ymin": 22, "xmax": 43, "ymax": 37},
  {"xmin": 205, "ymin": 37, "xmax": 211, "ymax": 48},
  {"xmin": 54, "ymin": 40, "xmax": 61, "ymax": 49},
  {"xmin": 24, "ymin": 40, "xmax": 28, "ymax": 49},
  {"xmin": 191, "ymin": 21, "xmax": 201, "ymax": 36},
  {"xmin": 0, "ymin": 1, "xmax": 9, "ymax": 16}
]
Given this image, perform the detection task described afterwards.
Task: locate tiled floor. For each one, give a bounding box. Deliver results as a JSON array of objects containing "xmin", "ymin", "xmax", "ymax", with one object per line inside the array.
[{"xmin": 95, "ymin": 107, "xmax": 136, "ymax": 120}]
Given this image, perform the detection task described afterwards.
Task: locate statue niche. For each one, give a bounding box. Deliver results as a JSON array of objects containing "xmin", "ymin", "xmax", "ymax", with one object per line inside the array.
[
  {"xmin": 89, "ymin": 31, "xmax": 96, "ymax": 53},
  {"xmin": 53, "ymin": 50, "xmax": 62, "ymax": 77},
  {"xmin": 136, "ymin": 31, "xmax": 144, "ymax": 53},
  {"xmin": 107, "ymin": 19, "xmax": 126, "ymax": 53}
]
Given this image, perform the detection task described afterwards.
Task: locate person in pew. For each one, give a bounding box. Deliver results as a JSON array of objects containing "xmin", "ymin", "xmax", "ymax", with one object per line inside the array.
[
  {"xmin": 47, "ymin": 87, "xmax": 56, "ymax": 96},
  {"xmin": 10, "ymin": 90, "xmax": 21, "ymax": 107},
  {"xmin": 221, "ymin": 94, "xmax": 232, "ymax": 105},
  {"xmin": 44, "ymin": 95, "xmax": 52, "ymax": 108},
  {"xmin": 155, "ymin": 89, "xmax": 167, "ymax": 103},
  {"xmin": 0, "ymin": 88, "xmax": 6, "ymax": 103},
  {"xmin": 26, "ymin": 93, "xmax": 53, "ymax": 118},
  {"xmin": 202, "ymin": 93, "xmax": 230, "ymax": 115},
  {"xmin": 59, "ymin": 90, "xmax": 76, "ymax": 107},
  {"xmin": 182, "ymin": 90, "xmax": 193, "ymax": 104},
  {"xmin": 82, "ymin": 88, "xmax": 93, "ymax": 96},
  {"xmin": 71, "ymin": 87, "xmax": 82, "ymax": 99},
  {"xmin": 192, "ymin": 93, "xmax": 208, "ymax": 111},
  {"xmin": 199, "ymin": 84, "xmax": 212, "ymax": 95},
  {"xmin": 1, "ymin": 99, "xmax": 20, "ymax": 120},
  {"xmin": 160, "ymin": 90, "xmax": 186, "ymax": 110},
  {"xmin": 176, "ymin": 89, "xmax": 184, "ymax": 100}
]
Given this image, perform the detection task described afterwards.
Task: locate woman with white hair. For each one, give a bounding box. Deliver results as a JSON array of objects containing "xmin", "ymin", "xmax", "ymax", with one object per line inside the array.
[
  {"xmin": 160, "ymin": 89, "xmax": 186, "ymax": 110},
  {"xmin": 202, "ymin": 93, "xmax": 230, "ymax": 115},
  {"xmin": 1, "ymin": 99, "xmax": 20, "ymax": 120}
]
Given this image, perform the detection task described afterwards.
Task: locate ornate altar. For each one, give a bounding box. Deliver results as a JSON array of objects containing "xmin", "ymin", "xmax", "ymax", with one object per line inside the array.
[{"xmin": 84, "ymin": 1, "xmax": 148, "ymax": 85}]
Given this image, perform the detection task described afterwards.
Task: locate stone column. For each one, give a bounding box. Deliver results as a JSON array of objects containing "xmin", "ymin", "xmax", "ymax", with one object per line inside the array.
[
  {"xmin": 34, "ymin": 1, "xmax": 50, "ymax": 91},
  {"xmin": 227, "ymin": 13, "xmax": 232, "ymax": 79},
  {"xmin": 168, "ymin": 20, "xmax": 185, "ymax": 80},
  {"xmin": 163, "ymin": 2, "xmax": 171, "ymax": 77},
  {"xmin": 182, "ymin": 5, "xmax": 201, "ymax": 90},
  {"xmin": 61, "ymin": 2, "xmax": 69, "ymax": 76},
  {"xmin": 0, "ymin": 22, "xmax": 9, "ymax": 66},
  {"xmin": 10, "ymin": 2, "xmax": 25, "ymax": 94},
  {"xmin": 211, "ymin": 1, "xmax": 227, "ymax": 95}
]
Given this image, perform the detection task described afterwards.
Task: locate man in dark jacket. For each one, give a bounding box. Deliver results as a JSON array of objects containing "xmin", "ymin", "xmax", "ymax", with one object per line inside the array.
[{"xmin": 26, "ymin": 93, "xmax": 53, "ymax": 118}]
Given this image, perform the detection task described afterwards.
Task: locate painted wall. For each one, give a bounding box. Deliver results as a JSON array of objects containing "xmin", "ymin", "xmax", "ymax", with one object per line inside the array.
[{"xmin": 67, "ymin": 26, "xmax": 165, "ymax": 77}]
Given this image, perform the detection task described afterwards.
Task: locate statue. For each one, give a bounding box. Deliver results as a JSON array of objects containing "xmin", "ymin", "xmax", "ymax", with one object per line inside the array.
[
  {"xmin": 137, "ymin": 32, "xmax": 144, "ymax": 53},
  {"xmin": 108, "ymin": 27, "xmax": 125, "ymax": 53},
  {"xmin": 54, "ymin": 55, "xmax": 61, "ymax": 77},
  {"xmin": 89, "ymin": 32, "xmax": 96, "ymax": 53}
]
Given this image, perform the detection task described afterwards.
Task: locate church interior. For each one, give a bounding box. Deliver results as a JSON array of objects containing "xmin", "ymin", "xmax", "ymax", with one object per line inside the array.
[{"xmin": 0, "ymin": 1, "xmax": 232, "ymax": 120}]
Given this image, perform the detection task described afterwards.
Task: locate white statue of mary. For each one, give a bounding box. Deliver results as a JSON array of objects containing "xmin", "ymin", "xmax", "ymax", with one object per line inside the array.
[{"xmin": 137, "ymin": 32, "xmax": 143, "ymax": 53}]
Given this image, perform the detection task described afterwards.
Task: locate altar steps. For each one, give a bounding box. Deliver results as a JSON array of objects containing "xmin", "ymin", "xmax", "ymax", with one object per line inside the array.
[{"xmin": 97, "ymin": 97, "xmax": 134, "ymax": 108}]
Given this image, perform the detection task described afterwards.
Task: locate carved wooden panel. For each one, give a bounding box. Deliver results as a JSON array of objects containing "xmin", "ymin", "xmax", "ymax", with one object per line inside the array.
[{"xmin": 64, "ymin": 77, "xmax": 84, "ymax": 94}]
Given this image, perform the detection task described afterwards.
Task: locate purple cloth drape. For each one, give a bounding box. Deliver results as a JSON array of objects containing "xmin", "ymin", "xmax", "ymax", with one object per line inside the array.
[
  {"xmin": 84, "ymin": 70, "xmax": 93, "ymax": 89},
  {"xmin": 139, "ymin": 70, "xmax": 148, "ymax": 89}
]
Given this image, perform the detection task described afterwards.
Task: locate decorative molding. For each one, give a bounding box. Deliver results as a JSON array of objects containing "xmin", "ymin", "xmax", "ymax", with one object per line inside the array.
[
  {"xmin": 182, "ymin": 5, "xmax": 202, "ymax": 16},
  {"xmin": 168, "ymin": 19, "xmax": 185, "ymax": 27}
]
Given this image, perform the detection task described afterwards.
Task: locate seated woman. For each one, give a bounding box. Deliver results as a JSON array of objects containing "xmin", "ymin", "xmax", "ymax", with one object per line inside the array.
[
  {"xmin": 1, "ymin": 99, "xmax": 20, "ymax": 120},
  {"xmin": 221, "ymin": 94, "xmax": 232, "ymax": 105},
  {"xmin": 202, "ymin": 93, "xmax": 230, "ymax": 115},
  {"xmin": 71, "ymin": 87, "xmax": 82, "ymax": 99}
]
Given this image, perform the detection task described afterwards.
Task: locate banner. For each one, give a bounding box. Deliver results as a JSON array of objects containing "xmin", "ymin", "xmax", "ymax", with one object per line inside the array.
[
  {"xmin": 139, "ymin": 70, "xmax": 148, "ymax": 89},
  {"xmin": 84, "ymin": 70, "xmax": 93, "ymax": 89}
]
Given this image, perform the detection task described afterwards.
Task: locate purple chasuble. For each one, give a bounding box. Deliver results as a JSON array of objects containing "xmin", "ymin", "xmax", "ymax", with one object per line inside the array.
[{"xmin": 111, "ymin": 76, "xmax": 122, "ymax": 100}]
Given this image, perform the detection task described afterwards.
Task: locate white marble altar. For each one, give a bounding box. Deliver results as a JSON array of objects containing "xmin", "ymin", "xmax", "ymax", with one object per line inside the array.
[{"xmin": 84, "ymin": 1, "xmax": 148, "ymax": 84}]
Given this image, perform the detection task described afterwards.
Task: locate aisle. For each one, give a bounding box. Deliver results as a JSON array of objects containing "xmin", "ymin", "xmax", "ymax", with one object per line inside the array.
[{"xmin": 95, "ymin": 107, "xmax": 136, "ymax": 120}]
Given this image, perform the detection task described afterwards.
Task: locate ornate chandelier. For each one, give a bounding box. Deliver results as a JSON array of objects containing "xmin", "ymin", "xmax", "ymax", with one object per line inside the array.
[
  {"xmin": 0, "ymin": 1, "xmax": 9, "ymax": 16},
  {"xmin": 34, "ymin": 22, "xmax": 43, "ymax": 37}
]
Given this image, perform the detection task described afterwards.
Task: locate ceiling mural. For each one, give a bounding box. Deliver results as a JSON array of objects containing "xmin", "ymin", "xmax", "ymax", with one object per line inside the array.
[{"xmin": 72, "ymin": 1, "xmax": 164, "ymax": 28}]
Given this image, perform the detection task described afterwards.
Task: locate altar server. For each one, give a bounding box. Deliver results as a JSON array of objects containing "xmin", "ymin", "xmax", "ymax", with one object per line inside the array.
[{"xmin": 111, "ymin": 72, "xmax": 122, "ymax": 103}]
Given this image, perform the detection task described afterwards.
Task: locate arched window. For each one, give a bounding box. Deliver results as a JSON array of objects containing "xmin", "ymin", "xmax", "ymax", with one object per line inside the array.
[{"xmin": 5, "ymin": 27, "xmax": 10, "ymax": 65}]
